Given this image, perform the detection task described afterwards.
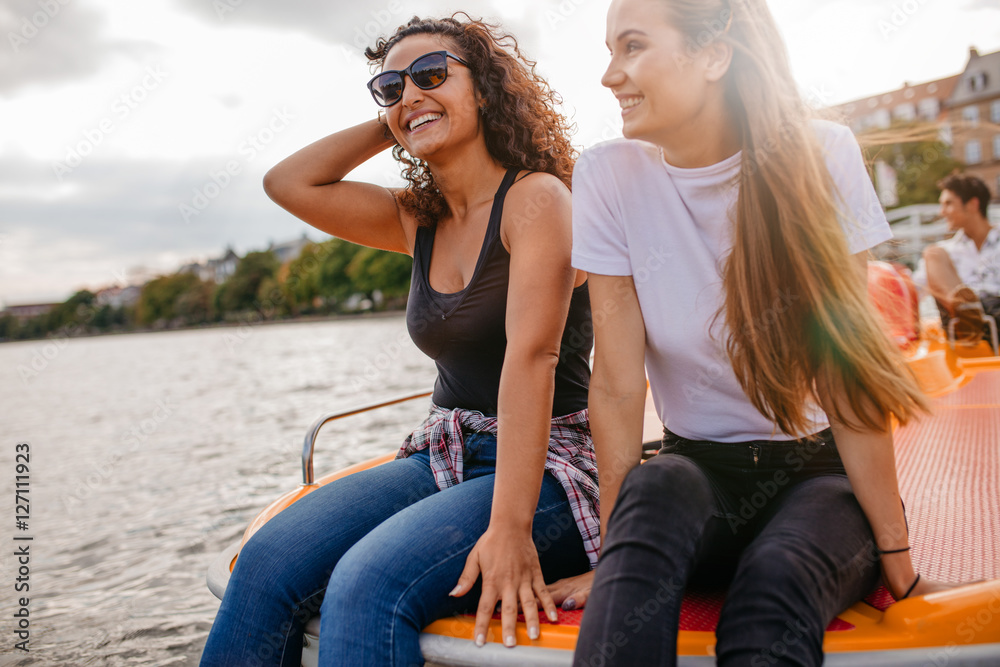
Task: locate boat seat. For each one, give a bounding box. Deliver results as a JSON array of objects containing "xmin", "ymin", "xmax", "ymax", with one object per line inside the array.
[{"xmin": 421, "ymin": 369, "xmax": 1000, "ymax": 654}]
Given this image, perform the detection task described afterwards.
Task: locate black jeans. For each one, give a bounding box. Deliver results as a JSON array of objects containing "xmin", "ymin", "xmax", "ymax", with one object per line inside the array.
[{"xmin": 573, "ymin": 429, "xmax": 880, "ymax": 667}]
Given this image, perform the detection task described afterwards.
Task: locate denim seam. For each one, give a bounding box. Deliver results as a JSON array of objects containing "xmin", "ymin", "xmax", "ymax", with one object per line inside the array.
[
  {"xmin": 277, "ymin": 587, "xmax": 326, "ymax": 665},
  {"xmin": 535, "ymin": 499, "xmax": 568, "ymax": 515},
  {"xmin": 382, "ymin": 495, "xmax": 578, "ymax": 661},
  {"xmin": 388, "ymin": 542, "xmax": 479, "ymax": 664}
]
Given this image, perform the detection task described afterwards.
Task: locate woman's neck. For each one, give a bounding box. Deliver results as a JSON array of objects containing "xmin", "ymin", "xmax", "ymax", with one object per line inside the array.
[
  {"xmin": 651, "ymin": 94, "xmax": 742, "ymax": 169},
  {"xmin": 426, "ymin": 140, "xmax": 507, "ymax": 220}
]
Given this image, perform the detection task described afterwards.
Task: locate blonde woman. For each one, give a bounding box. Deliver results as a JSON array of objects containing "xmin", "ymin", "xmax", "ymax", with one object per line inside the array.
[{"xmin": 559, "ymin": 0, "xmax": 949, "ymax": 665}]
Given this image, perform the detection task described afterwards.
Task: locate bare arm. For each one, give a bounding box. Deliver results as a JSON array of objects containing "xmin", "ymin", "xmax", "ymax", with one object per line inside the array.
[
  {"xmin": 815, "ymin": 379, "xmax": 954, "ymax": 597},
  {"xmin": 450, "ymin": 174, "xmax": 579, "ymax": 645},
  {"xmin": 589, "ymin": 274, "xmax": 649, "ymax": 536},
  {"xmin": 262, "ymin": 118, "xmax": 417, "ymax": 254},
  {"xmin": 548, "ymin": 273, "xmax": 648, "ymax": 610},
  {"xmin": 817, "ymin": 253, "xmax": 947, "ymax": 598}
]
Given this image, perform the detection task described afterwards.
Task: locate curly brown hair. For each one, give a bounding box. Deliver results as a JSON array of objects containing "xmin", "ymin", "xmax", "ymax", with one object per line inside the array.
[{"xmin": 365, "ymin": 13, "xmax": 577, "ymax": 227}]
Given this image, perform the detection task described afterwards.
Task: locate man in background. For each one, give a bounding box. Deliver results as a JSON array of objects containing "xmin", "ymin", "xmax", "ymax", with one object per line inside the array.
[{"xmin": 913, "ymin": 174, "xmax": 1000, "ymax": 344}]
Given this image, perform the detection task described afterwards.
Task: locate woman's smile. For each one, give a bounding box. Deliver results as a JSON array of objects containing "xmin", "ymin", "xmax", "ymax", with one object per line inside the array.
[{"xmin": 403, "ymin": 110, "xmax": 444, "ymax": 134}]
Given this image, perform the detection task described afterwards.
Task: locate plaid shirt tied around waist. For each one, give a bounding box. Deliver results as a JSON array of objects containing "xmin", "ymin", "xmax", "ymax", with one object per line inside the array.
[{"xmin": 397, "ymin": 404, "xmax": 601, "ymax": 568}]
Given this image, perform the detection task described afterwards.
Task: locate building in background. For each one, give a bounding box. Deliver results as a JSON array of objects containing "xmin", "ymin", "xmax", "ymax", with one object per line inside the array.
[
  {"xmin": 830, "ymin": 75, "xmax": 959, "ymax": 208},
  {"xmin": 2, "ymin": 303, "xmax": 57, "ymax": 321},
  {"xmin": 179, "ymin": 235, "xmax": 315, "ymax": 286},
  {"xmin": 180, "ymin": 247, "xmax": 240, "ymax": 284},
  {"xmin": 833, "ymin": 75, "xmax": 959, "ymax": 136},
  {"xmin": 830, "ymin": 46, "xmax": 1000, "ymax": 208},
  {"xmin": 948, "ymin": 47, "xmax": 1000, "ymax": 199},
  {"xmin": 94, "ymin": 285, "xmax": 142, "ymax": 309},
  {"xmin": 269, "ymin": 233, "xmax": 314, "ymax": 264}
]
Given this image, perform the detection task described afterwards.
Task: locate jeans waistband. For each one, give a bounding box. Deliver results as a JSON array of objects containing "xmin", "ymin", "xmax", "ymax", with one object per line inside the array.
[
  {"xmin": 661, "ymin": 427, "xmax": 835, "ymax": 449},
  {"xmin": 659, "ymin": 427, "xmax": 841, "ymax": 471}
]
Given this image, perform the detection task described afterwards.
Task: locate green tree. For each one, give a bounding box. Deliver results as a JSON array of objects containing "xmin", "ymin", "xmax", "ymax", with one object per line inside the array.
[
  {"xmin": 281, "ymin": 242, "xmax": 325, "ymax": 315},
  {"xmin": 347, "ymin": 247, "xmax": 413, "ymax": 303},
  {"xmin": 861, "ymin": 122, "xmax": 963, "ymax": 207},
  {"xmin": 92, "ymin": 304, "xmax": 114, "ymax": 329},
  {"xmin": 19, "ymin": 316, "xmax": 46, "ymax": 340},
  {"xmin": 45, "ymin": 290, "xmax": 96, "ymax": 333},
  {"xmin": 255, "ymin": 276, "xmax": 289, "ymax": 319},
  {"xmin": 890, "ymin": 141, "xmax": 963, "ymax": 207},
  {"xmin": 216, "ymin": 250, "xmax": 279, "ymax": 315},
  {"xmin": 316, "ymin": 239, "xmax": 362, "ymax": 306},
  {"xmin": 174, "ymin": 278, "xmax": 216, "ymax": 324},
  {"xmin": 0, "ymin": 314, "xmax": 18, "ymax": 341},
  {"xmin": 137, "ymin": 273, "xmax": 205, "ymax": 325}
]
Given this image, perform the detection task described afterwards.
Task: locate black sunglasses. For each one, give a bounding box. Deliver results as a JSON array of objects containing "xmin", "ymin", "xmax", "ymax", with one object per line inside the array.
[{"xmin": 367, "ymin": 50, "xmax": 470, "ymax": 107}]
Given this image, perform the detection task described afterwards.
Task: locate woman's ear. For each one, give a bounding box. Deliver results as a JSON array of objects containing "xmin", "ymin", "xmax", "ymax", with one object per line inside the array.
[
  {"xmin": 473, "ymin": 86, "xmax": 488, "ymax": 115},
  {"xmin": 703, "ymin": 40, "xmax": 733, "ymax": 83}
]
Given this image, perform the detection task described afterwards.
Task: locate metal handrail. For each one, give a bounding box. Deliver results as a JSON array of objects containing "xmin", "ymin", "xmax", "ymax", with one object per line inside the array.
[{"xmin": 301, "ymin": 390, "xmax": 433, "ymax": 485}]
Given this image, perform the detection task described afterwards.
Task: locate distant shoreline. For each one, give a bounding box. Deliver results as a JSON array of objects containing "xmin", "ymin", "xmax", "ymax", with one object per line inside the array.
[{"xmin": 0, "ymin": 309, "xmax": 406, "ymax": 344}]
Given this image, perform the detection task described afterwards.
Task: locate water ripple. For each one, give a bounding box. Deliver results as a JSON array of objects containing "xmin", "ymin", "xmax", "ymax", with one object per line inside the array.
[{"xmin": 0, "ymin": 316, "xmax": 436, "ymax": 665}]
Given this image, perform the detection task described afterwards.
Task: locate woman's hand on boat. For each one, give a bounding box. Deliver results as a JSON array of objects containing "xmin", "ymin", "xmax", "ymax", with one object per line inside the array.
[
  {"xmin": 548, "ymin": 570, "xmax": 594, "ymax": 610},
  {"xmin": 450, "ymin": 526, "xmax": 558, "ymax": 648}
]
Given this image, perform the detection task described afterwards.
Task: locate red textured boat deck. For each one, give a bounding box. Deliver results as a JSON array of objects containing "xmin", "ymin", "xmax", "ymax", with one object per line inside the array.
[
  {"xmin": 897, "ymin": 370, "xmax": 1000, "ymax": 584},
  {"xmin": 491, "ymin": 369, "xmax": 1000, "ymax": 631}
]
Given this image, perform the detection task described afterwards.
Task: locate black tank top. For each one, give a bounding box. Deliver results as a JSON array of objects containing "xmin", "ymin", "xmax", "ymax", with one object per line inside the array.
[{"xmin": 406, "ymin": 168, "xmax": 592, "ymax": 417}]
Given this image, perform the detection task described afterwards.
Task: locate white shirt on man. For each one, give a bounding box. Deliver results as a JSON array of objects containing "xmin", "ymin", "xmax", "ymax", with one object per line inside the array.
[
  {"xmin": 571, "ymin": 120, "xmax": 893, "ymax": 442},
  {"xmin": 911, "ymin": 226, "xmax": 1000, "ymax": 298}
]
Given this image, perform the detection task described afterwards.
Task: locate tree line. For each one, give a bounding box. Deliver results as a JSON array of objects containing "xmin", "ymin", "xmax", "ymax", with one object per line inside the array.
[
  {"xmin": 2, "ymin": 122, "xmax": 962, "ymax": 343},
  {"xmin": 0, "ymin": 239, "xmax": 413, "ymax": 342}
]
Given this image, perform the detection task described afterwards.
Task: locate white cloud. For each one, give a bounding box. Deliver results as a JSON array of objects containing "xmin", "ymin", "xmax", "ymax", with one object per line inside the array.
[
  {"xmin": 0, "ymin": 0, "xmax": 156, "ymax": 96},
  {"xmin": 2, "ymin": 0, "xmax": 999, "ymax": 304}
]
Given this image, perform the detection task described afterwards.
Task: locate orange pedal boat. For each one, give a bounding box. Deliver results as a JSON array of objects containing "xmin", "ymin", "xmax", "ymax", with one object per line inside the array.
[{"xmin": 207, "ymin": 340, "xmax": 1000, "ymax": 666}]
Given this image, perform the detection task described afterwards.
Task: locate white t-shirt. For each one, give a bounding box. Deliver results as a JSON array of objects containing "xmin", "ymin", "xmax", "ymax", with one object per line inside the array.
[{"xmin": 572, "ymin": 119, "xmax": 893, "ymax": 442}]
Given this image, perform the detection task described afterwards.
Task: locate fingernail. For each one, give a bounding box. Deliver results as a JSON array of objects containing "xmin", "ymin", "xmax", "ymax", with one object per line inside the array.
[
  {"xmin": 562, "ymin": 598, "xmax": 576, "ymax": 611},
  {"xmin": 529, "ymin": 626, "xmax": 539, "ymax": 640},
  {"xmin": 504, "ymin": 635, "xmax": 516, "ymax": 647},
  {"xmin": 548, "ymin": 610, "xmax": 559, "ymax": 622},
  {"xmin": 475, "ymin": 634, "xmax": 485, "ymax": 647},
  {"xmin": 449, "ymin": 585, "xmax": 462, "ymax": 596}
]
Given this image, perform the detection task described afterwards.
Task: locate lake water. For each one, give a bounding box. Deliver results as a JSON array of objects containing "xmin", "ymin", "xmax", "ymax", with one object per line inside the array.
[{"xmin": 0, "ymin": 316, "xmax": 438, "ymax": 666}]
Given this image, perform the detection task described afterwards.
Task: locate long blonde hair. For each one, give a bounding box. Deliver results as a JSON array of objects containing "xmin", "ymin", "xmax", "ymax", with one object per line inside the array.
[{"xmin": 666, "ymin": 0, "xmax": 928, "ymax": 434}]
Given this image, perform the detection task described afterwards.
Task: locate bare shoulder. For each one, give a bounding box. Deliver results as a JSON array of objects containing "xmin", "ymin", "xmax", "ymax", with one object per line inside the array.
[
  {"xmin": 386, "ymin": 187, "xmax": 422, "ymax": 253},
  {"xmin": 501, "ymin": 172, "xmax": 572, "ymax": 248},
  {"xmin": 507, "ymin": 171, "xmax": 571, "ymax": 204}
]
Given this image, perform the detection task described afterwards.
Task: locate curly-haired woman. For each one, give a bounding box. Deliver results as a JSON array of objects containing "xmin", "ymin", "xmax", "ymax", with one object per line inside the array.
[{"xmin": 199, "ymin": 14, "xmax": 596, "ymax": 667}]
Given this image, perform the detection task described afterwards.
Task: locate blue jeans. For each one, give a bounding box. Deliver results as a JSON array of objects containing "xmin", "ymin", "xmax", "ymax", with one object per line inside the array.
[
  {"xmin": 200, "ymin": 433, "xmax": 590, "ymax": 667},
  {"xmin": 574, "ymin": 429, "xmax": 880, "ymax": 667}
]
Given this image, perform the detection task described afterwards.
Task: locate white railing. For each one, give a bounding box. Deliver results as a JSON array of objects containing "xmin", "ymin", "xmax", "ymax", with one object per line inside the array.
[{"xmin": 875, "ymin": 203, "xmax": 1000, "ymax": 267}]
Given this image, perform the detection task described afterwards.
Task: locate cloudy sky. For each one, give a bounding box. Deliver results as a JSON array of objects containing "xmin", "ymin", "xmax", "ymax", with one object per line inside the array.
[{"xmin": 1, "ymin": 0, "xmax": 998, "ymax": 306}]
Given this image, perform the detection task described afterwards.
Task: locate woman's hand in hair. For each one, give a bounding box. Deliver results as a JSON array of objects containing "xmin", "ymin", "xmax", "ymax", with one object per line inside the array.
[
  {"xmin": 262, "ymin": 119, "xmax": 416, "ymax": 254},
  {"xmin": 547, "ymin": 570, "xmax": 594, "ymax": 611}
]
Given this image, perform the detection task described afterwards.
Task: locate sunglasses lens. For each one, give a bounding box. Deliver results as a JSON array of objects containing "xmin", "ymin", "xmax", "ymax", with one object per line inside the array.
[
  {"xmin": 411, "ymin": 53, "xmax": 448, "ymax": 89},
  {"xmin": 371, "ymin": 73, "xmax": 403, "ymax": 106}
]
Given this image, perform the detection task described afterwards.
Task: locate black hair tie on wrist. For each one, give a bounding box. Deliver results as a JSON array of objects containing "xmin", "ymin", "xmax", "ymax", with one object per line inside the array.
[
  {"xmin": 900, "ymin": 573, "xmax": 921, "ymax": 600},
  {"xmin": 877, "ymin": 546, "xmax": 911, "ymax": 555}
]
